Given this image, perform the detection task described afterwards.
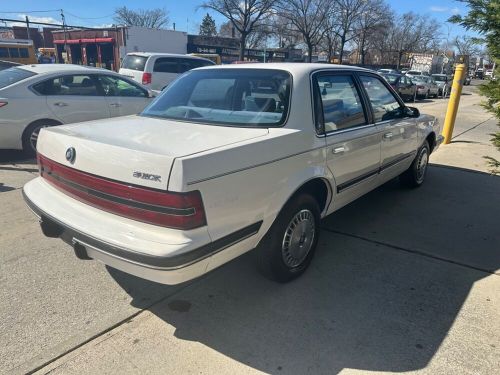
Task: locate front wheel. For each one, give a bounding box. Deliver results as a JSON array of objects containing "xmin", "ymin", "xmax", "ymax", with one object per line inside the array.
[
  {"xmin": 256, "ymin": 194, "xmax": 320, "ymax": 282},
  {"xmin": 400, "ymin": 141, "xmax": 430, "ymax": 188}
]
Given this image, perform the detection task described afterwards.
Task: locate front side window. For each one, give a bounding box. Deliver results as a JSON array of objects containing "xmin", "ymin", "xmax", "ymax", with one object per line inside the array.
[
  {"xmin": 315, "ymin": 74, "xmax": 367, "ymax": 133},
  {"xmin": 33, "ymin": 75, "xmax": 99, "ymax": 96},
  {"xmin": 142, "ymin": 69, "xmax": 291, "ymax": 127},
  {"xmin": 178, "ymin": 58, "xmax": 213, "ymax": 73},
  {"xmin": 98, "ymin": 75, "xmax": 146, "ymax": 97},
  {"xmin": 153, "ymin": 58, "xmax": 178, "ymax": 73},
  {"xmin": 360, "ymin": 75, "xmax": 402, "ymax": 122}
]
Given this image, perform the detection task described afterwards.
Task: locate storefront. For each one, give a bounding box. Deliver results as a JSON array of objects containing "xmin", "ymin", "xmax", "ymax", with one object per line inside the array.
[{"xmin": 52, "ymin": 28, "xmax": 124, "ymax": 71}]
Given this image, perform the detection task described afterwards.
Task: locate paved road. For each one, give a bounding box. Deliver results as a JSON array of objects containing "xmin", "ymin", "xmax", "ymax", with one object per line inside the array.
[{"xmin": 1, "ymin": 80, "xmax": 498, "ymax": 374}]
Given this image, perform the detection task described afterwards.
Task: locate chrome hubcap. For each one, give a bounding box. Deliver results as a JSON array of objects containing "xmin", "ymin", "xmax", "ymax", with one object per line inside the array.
[
  {"xmin": 416, "ymin": 148, "xmax": 428, "ymax": 183},
  {"xmin": 281, "ymin": 209, "xmax": 315, "ymax": 268},
  {"xmin": 29, "ymin": 125, "xmax": 48, "ymax": 152}
]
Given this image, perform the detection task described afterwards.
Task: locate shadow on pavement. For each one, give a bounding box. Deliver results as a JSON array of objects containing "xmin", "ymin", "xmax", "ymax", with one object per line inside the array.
[
  {"xmin": 0, "ymin": 150, "xmax": 34, "ymax": 164},
  {"xmin": 109, "ymin": 165, "xmax": 499, "ymax": 374}
]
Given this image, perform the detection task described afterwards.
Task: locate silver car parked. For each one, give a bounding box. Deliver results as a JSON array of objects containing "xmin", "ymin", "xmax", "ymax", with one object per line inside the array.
[{"xmin": 0, "ymin": 64, "xmax": 154, "ymax": 156}]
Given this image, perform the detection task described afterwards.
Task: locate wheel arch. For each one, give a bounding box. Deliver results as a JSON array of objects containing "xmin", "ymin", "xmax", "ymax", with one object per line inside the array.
[{"xmin": 22, "ymin": 118, "xmax": 62, "ymax": 141}]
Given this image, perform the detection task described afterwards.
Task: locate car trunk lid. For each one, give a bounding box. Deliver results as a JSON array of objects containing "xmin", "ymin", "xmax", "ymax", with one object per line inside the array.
[{"xmin": 36, "ymin": 115, "xmax": 269, "ymax": 190}]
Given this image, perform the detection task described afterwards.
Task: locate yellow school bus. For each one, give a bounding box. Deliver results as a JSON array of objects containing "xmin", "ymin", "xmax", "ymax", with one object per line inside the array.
[{"xmin": 0, "ymin": 38, "xmax": 37, "ymax": 65}]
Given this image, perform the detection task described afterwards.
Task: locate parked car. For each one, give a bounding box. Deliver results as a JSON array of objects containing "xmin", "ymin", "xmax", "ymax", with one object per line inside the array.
[
  {"xmin": 23, "ymin": 64, "xmax": 442, "ymax": 285},
  {"xmin": 382, "ymin": 73, "xmax": 416, "ymax": 101},
  {"xmin": 485, "ymin": 69, "xmax": 493, "ymax": 79},
  {"xmin": 412, "ymin": 75, "xmax": 439, "ymax": 99},
  {"xmin": 406, "ymin": 70, "xmax": 424, "ymax": 77},
  {"xmin": 464, "ymin": 75, "xmax": 472, "ymax": 85},
  {"xmin": 0, "ymin": 64, "xmax": 154, "ymax": 156},
  {"xmin": 378, "ymin": 68, "xmax": 398, "ymax": 75},
  {"xmin": 431, "ymin": 74, "xmax": 451, "ymax": 96},
  {"xmin": 119, "ymin": 53, "xmax": 215, "ymax": 92},
  {"xmin": 475, "ymin": 68, "xmax": 484, "ymax": 79}
]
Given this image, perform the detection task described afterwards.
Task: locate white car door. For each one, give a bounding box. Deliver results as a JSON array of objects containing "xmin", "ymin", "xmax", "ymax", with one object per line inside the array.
[
  {"xmin": 358, "ymin": 74, "xmax": 418, "ymax": 180},
  {"xmin": 150, "ymin": 57, "xmax": 179, "ymax": 91},
  {"xmin": 97, "ymin": 74, "xmax": 152, "ymax": 117},
  {"xmin": 38, "ymin": 74, "xmax": 110, "ymax": 124},
  {"xmin": 313, "ymin": 72, "xmax": 382, "ymax": 211}
]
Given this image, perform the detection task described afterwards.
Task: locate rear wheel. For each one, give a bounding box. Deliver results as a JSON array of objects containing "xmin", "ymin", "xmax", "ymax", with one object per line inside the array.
[
  {"xmin": 256, "ymin": 194, "xmax": 320, "ymax": 282},
  {"xmin": 400, "ymin": 141, "xmax": 430, "ymax": 188},
  {"xmin": 22, "ymin": 120, "xmax": 60, "ymax": 158}
]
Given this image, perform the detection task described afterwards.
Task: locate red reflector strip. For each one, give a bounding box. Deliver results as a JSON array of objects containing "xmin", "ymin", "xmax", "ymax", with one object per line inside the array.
[{"xmin": 37, "ymin": 154, "xmax": 206, "ymax": 230}]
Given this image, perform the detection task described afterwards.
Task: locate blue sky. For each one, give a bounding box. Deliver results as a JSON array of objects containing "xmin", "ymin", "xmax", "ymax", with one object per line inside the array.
[{"xmin": 0, "ymin": 0, "xmax": 473, "ymax": 40}]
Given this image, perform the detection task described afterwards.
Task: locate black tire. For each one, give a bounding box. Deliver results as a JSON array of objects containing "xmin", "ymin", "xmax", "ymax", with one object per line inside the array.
[
  {"xmin": 22, "ymin": 120, "xmax": 60, "ymax": 158},
  {"xmin": 400, "ymin": 141, "xmax": 430, "ymax": 188},
  {"xmin": 256, "ymin": 194, "xmax": 321, "ymax": 283}
]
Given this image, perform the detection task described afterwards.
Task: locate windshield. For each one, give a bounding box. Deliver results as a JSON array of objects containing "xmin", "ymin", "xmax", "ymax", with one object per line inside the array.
[
  {"xmin": 382, "ymin": 74, "xmax": 400, "ymax": 84},
  {"xmin": 142, "ymin": 69, "xmax": 292, "ymax": 127},
  {"xmin": 121, "ymin": 55, "xmax": 147, "ymax": 71},
  {"xmin": 0, "ymin": 67, "xmax": 36, "ymax": 89},
  {"xmin": 407, "ymin": 71, "xmax": 422, "ymax": 76},
  {"xmin": 432, "ymin": 75, "xmax": 446, "ymax": 82},
  {"xmin": 412, "ymin": 76, "xmax": 427, "ymax": 83}
]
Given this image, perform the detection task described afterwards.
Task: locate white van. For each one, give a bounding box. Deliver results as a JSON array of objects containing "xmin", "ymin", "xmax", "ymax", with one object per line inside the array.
[{"xmin": 119, "ymin": 53, "xmax": 215, "ymax": 91}]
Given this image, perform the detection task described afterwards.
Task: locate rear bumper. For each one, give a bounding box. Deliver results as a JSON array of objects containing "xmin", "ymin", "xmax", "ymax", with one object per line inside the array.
[{"xmin": 23, "ymin": 178, "xmax": 261, "ymax": 284}]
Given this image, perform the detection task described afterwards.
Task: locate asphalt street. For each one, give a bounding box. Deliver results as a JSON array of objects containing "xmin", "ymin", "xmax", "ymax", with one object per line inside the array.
[{"xmin": 1, "ymin": 80, "xmax": 499, "ymax": 374}]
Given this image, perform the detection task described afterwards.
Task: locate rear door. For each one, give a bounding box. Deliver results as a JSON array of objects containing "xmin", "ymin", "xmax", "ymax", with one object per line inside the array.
[
  {"xmin": 34, "ymin": 74, "xmax": 110, "ymax": 124},
  {"xmin": 358, "ymin": 74, "xmax": 418, "ymax": 180},
  {"xmin": 96, "ymin": 74, "xmax": 152, "ymax": 117},
  {"xmin": 313, "ymin": 71, "xmax": 382, "ymax": 211},
  {"xmin": 151, "ymin": 57, "xmax": 180, "ymax": 91}
]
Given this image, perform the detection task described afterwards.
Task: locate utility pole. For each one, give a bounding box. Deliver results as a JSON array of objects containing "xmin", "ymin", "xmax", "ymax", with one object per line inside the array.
[
  {"xmin": 60, "ymin": 9, "xmax": 68, "ymax": 63},
  {"xmin": 25, "ymin": 16, "xmax": 31, "ymax": 40}
]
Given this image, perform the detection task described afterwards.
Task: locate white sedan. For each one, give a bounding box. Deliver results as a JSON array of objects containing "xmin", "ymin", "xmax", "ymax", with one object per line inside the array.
[
  {"xmin": 23, "ymin": 63, "xmax": 442, "ymax": 284},
  {"xmin": 0, "ymin": 64, "xmax": 154, "ymax": 156}
]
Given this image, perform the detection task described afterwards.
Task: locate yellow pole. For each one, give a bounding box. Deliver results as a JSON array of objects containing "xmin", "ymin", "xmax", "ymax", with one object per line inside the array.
[{"xmin": 442, "ymin": 63, "xmax": 467, "ymax": 144}]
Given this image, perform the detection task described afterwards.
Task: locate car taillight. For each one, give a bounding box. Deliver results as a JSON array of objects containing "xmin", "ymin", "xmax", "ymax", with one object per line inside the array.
[
  {"xmin": 417, "ymin": 85, "xmax": 424, "ymax": 89},
  {"xmin": 37, "ymin": 154, "xmax": 206, "ymax": 230},
  {"xmin": 0, "ymin": 101, "xmax": 7, "ymax": 108},
  {"xmin": 142, "ymin": 72, "xmax": 152, "ymax": 85}
]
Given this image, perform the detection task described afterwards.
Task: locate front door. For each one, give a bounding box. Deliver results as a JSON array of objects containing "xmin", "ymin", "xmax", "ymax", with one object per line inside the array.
[
  {"xmin": 313, "ymin": 72, "xmax": 382, "ymax": 212},
  {"xmin": 39, "ymin": 74, "xmax": 110, "ymax": 123},
  {"xmin": 96, "ymin": 74, "xmax": 152, "ymax": 117},
  {"xmin": 358, "ymin": 74, "xmax": 418, "ymax": 180}
]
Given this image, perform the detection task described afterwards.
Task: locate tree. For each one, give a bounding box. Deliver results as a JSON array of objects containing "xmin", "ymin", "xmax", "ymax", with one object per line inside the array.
[
  {"xmin": 201, "ymin": 0, "xmax": 278, "ymax": 60},
  {"xmin": 454, "ymin": 35, "xmax": 481, "ymax": 57},
  {"xmin": 114, "ymin": 6, "xmax": 169, "ymax": 29},
  {"xmin": 276, "ymin": 0, "xmax": 332, "ymax": 62},
  {"xmin": 199, "ymin": 13, "xmax": 217, "ymax": 36},
  {"xmin": 450, "ymin": 0, "xmax": 500, "ymax": 173}
]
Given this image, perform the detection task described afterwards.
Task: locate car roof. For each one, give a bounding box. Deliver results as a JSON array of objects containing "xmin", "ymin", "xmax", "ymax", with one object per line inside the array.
[
  {"xmin": 126, "ymin": 52, "xmax": 210, "ymax": 60},
  {"xmin": 195, "ymin": 63, "xmax": 374, "ymax": 75},
  {"xmin": 16, "ymin": 64, "xmax": 108, "ymax": 75}
]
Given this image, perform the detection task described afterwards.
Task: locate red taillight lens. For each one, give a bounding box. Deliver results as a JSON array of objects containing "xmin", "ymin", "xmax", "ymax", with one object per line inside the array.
[
  {"xmin": 0, "ymin": 101, "xmax": 7, "ymax": 108},
  {"xmin": 142, "ymin": 72, "xmax": 152, "ymax": 85},
  {"xmin": 37, "ymin": 154, "xmax": 206, "ymax": 230}
]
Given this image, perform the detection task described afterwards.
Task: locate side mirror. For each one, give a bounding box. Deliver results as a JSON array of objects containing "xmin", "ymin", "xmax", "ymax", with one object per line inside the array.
[{"xmin": 405, "ymin": 106, "xmax": 420, "ymax": 118}]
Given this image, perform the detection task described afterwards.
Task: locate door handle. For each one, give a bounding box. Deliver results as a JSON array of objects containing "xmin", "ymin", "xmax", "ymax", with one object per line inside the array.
[
  {"xmin": 53, "ymin": 102, "xmax": 68, "ymax": 107},
  {"xmin": 109, "ymin": 103, "xmax": 122, "ymax": 107},
  {"xmin": 383, "ymin": 132, "xmax": 393, "ymax": 139},
  {"xmin": 332, "ymin": 146, "xmax": 345, "ymax": 154}
]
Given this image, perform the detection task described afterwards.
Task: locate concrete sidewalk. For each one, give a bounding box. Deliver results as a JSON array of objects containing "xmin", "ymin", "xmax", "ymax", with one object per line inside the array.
[{"xmin": 31, "ymin": 93, "xmax": 500, "ymax": 374}]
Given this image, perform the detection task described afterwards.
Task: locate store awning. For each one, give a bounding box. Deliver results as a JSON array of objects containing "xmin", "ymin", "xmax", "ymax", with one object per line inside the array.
[{"xmin": 53, "ymin": 38, "xmax": 114, "ymax": 44}]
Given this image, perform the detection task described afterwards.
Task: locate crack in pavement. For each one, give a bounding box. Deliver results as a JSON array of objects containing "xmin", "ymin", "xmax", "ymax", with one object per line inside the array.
[{"xmin": 321, "ymin": 227, "xmax": 499, "ymax": 276}]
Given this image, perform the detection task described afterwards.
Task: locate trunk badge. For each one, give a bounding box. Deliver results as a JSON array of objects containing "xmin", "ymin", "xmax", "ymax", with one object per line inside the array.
[
  {"xmin": 65, "ymin": 147, "xmax": 76, "ymax": 164},
  {"xmin": 133, "ymin": 171, "xmax": 162, "ymax": 182}
]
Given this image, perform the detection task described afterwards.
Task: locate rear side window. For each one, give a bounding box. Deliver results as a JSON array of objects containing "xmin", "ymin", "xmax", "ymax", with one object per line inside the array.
[
  {"xmin": 121, "ymin": 55, "xmax": 147, "ymax": 71},
  {"xmin": 315, "ymin": 74, "xmax": 367, "ymax": 133},
  {"xmin": 178, "ymin": 58, "xmax": 213, "ymax": 73},
  {"xmin": 33, "ymin": 75, "xmax": 99, "ymax": 96},
  {"xmin": 153, "ymin": 58, "xmax": 178, "ymax": 73},
  {"xmin": 0, "ymin": 67, "xmax": 36, "ymax": 89}
]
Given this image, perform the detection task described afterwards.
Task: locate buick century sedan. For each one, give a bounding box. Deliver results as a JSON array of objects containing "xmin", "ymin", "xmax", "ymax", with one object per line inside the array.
[{"xmin": 23, "ymin": 64, "xmax": 443, "ymax": 284}]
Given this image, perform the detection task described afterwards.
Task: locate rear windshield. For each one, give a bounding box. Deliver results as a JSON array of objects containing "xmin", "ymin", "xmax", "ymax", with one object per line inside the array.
[
  {"xmin": 383, "ymin": 74, "xmax": 400, "ymax": 84},
  {"xmin": 121, "ymin": 55, "xmax": 148, "ymax": 71},
  {"xmin": 142, "ymin": 69, "xmax": 292, "ymax": 127},
  {"xmin": 432, "ymin": 75, "xmax": 446, "ymax": 82},
  {"xmin": 407, "ymin": 71, "xmax": 422, "ymax": 75},
  {"xmin": 0, "ymin": 67, "xmax": 36, "ymax": 89}
]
